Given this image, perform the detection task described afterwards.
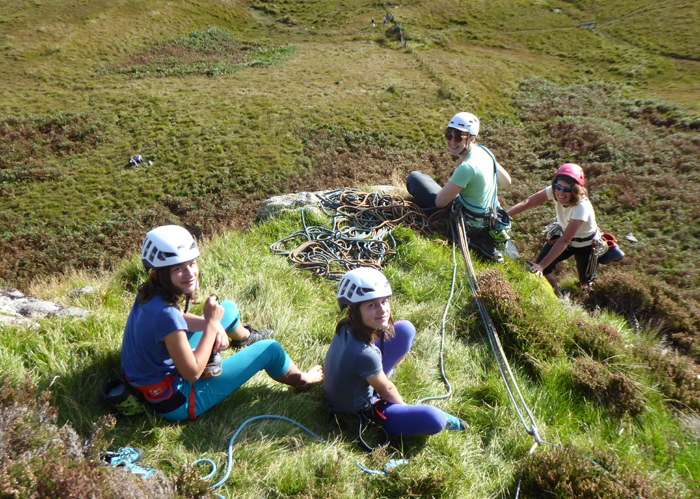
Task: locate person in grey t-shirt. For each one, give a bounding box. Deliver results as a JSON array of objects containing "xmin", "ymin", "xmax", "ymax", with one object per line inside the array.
[{"xmin": 323, "ymin": 267, "xmax": 468, "ymax": 436}]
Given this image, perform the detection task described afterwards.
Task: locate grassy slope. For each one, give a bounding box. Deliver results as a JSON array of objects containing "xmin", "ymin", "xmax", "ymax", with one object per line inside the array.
[{"xmin": 2, "ymin": 215, "xmax": 699, "ymax": 498}]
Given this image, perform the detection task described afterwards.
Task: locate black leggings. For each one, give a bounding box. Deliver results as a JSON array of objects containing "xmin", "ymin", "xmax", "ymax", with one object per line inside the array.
[
  {"xmin": 537, "ymin": 241, "xmax": 593, "ymax": 283},
  {"xmin": 405, "ymin": 171, "xmax": 443, "ymax": 212}
]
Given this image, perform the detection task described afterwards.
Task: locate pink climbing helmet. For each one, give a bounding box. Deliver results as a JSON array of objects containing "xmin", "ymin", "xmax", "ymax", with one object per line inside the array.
[{"xmin": 555, "ymin": 163, "xmax": 585, "ymax": 186}]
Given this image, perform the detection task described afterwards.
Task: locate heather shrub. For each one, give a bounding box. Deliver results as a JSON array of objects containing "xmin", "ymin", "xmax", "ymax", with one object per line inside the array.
[
  {"xmin": 0, "ymin": 382, "xmax": 208, "ymax": 499},
  {"xmin": 564, "ymin": 318, "xmax": 624, "ymax": 362},
  {"xmin": 98, "ymin": 28, "xmax": 296, "ymax": 78},
  {"xmin": 0, "ymin": 113, "xmax": 108, "ymax": 184},
  {"xmin": 477, "ymin": 268, "xmax": 564, "ymax": 370},
  {"xmin": 586, "ymin": 270, "xmax": 700, "ymax": 361},
  {"xmin": 477, "ymin": 268, "xmax": 524, "ymax": 324},
  {"xmin": 568, "ymin": 358, "xmax": 645, "ymax": 418},
  {"xmin": 633, "ymin": 344, "xmax": 700, "ymax": 413},
  {"xmin": 517, "ymin": 445, "xmax": 679, "ymax": 499}
]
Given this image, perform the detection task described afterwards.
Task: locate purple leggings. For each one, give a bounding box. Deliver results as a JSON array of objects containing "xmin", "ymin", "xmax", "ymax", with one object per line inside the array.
[{"xmin": 374, "ymin": 321, "xmax": 448, "ymax": 436}]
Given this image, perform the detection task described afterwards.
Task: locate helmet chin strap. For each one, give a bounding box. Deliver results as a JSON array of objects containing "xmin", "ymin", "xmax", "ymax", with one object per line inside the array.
[{"xmin": 183, "ymin": 280, "xmax": 199, "ymax": 314}]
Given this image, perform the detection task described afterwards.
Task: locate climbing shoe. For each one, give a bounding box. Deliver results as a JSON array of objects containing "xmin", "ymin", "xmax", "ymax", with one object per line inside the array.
[
  {"xmin": 102, "ymin": 379, "xmax": 146, "ymax": 416},
  {"xmin": 230, "ymin": 325, "xmax": 275, "ymax": 349},
  {"xmin": 102, "ymin": 447, "xmax": 144, "ymax": 467},
  {"xmin": 445, "ymin": 416, "xmax": 469, "ymax": 431},
  {"xmin": 102, "ymin": 447, "xmax": 157, "ymax": 479},
  {"xmin": 202, "ymin": 352, "xmax": 222, "ymax": 379},
  {"xmin": 488, "ymin": 228, "xmax": 510, "ymax": 250}
]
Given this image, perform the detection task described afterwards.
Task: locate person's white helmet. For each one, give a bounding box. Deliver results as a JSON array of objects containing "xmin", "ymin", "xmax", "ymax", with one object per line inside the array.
[
  {"xmin": 141, "ymin": 225, "xmax": 200, "ymax": 269},
  {"xmin": 447, "ymin": 112, "xmax": 479, "ymax": 137},
  {"xmin": 337, "ymin": 267, "xmax": 392, "ymax": 311}
]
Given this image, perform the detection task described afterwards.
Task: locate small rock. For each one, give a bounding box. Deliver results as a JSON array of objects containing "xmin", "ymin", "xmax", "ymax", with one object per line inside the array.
[
  {"xmin": 0, "ymin": 300, "xmax": 21, "ymax": 317},
  {"xmin": 12, "ymin": 297, "xmax": 60, "ymax": 319},
  {"xmin": 0, "ymin": 287, "xmax": 24, "ymax": 299},
  {"xmin": 53, "ymin": 307, "xmax": 91, "ymax": 319},
  {"xmin": 0, "ymin": 315, "xmax": 39, "ymax": 329},
  {"xmin": 623, "ymin": 233, "xmax": 638, "ymax": 244},
  {"xmin": 0, "ymin": 286, "xmax": 91, "ymax": 328},
  {"xmin": 256, "ymin": 192, "xmax": 322, "ymax": 222},
  {"xmin": 68, "ymin": 286, "xmax": 97, "ymax": 299}
]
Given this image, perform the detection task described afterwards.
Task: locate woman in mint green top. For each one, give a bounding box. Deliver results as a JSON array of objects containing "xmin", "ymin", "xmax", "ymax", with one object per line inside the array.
[
  {"xmin": 406, "ymin": 112, "xmax": 512, "ymax": 262},
  {"xmin": 434, "ymin": 112, "xmax": 511, "ymax": 212}
]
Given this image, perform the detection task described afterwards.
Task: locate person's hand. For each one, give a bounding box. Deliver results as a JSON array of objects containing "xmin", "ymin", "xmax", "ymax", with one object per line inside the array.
[
  {"xmin": 529, "ymin": 262, "xmax": 544, "ymax": 277},
  {"xmin": 213, "ymin": 322, "xmax": 229, "ymax": 353},
  {"xmin": 203, "ymin": 295, "xmax": 224, "ymax": 323},
  {"xmin": 203, "ymin": 295, "xmax": 227, "ymax": 352}
]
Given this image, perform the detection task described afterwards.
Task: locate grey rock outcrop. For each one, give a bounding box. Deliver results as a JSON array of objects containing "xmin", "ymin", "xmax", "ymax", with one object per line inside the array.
[
  {"xmin": 255, "ymin": 191, "xmax": 322, "ymax": 222},
  {"xmin": 255, "ymin": 186, "xmax": 410, "ymax": 223},
  {"xmin": 0, "ymin": 287, "xmax": 91, "ymax": 329}
]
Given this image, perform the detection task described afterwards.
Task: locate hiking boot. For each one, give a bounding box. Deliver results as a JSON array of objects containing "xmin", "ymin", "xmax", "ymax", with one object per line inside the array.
[
  {"xmin": 202, "ymin": 352, "xmax": 222, "ymax": 379},
  {"xmin": 229, "ymin": 325, "xmax": 275, "ymax": 349}
]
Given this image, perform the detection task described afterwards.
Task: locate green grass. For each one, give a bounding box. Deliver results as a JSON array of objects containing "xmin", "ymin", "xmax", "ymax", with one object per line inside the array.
[{"xmin": 2, "ymin": 215, "xmax": 699, "ymax": 498}]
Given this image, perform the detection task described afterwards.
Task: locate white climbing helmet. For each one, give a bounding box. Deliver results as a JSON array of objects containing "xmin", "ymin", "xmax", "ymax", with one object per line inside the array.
[
  {"xmin": 337, "ymin": 267, "xmax": 392, "ymax": 311},
  {"xmin": 141, "ymin": 225, "xmax": 199, "ymax": 269},
  {"xmin": 447, "ymin": 112, "xmax": 479, "ymax": 137}
]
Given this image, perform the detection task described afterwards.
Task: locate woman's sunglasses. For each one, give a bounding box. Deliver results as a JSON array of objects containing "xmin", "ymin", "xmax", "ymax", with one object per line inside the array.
[
  {"xmin": 445, "ymin": 131, "xmax": 466, "ymax": 142},
  {"xmin": 554, "ymin": 184, "xmax": 573, "ymax": 193}
]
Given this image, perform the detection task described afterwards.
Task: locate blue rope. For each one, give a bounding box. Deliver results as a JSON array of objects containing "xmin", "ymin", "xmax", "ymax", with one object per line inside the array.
[
  {"xmin": 102, "ymin": 447, "xmax": 157, "ymax": 479},
  {"xmin": 417, "ymin": 220, "xmax": 458, "ymax": 404},
  {"xmin": 191, "ymin": 415, "xmax": 408, "ymax": 497}
]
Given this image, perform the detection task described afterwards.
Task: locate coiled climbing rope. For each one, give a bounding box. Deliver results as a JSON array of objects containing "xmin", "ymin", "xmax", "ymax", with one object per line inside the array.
[{"xmin": 270, "ymin": 188, "xmax": 447, "ymax": 280}]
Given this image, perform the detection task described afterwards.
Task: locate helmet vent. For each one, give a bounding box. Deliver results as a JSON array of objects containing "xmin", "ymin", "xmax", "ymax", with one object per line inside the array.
[{"xmin": 157, "ymin": 251, "xmax": 177, "ymax": 262}]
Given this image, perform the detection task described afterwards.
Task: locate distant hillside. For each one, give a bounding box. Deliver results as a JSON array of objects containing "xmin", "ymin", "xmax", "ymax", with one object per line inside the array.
[{"xmin": 0, "ymin": 0, "xmax": 698, "ymax": 301}]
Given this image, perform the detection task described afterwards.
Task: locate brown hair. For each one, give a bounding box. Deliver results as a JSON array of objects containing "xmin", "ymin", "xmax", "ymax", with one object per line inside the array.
[
  {"xmin": 335, "ymin": 304, "xmax": 395, "ymax": 345},
  {"xmin": 136, "ymin": 266, "xmax": 196, "ymax": 308},
  {"xmin": 552, "ymin": 175, "xmax": 589, "ymax": 206}
]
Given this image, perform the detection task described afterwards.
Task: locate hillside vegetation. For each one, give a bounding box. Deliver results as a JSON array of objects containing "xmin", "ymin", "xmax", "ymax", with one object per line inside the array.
[
  {"xmin": 1, "ymin": 0, "xmax": 699, "ymax": 294},
  {"xmin": 1, "ymin": 0, "xmax": 700, "ymax": 497},
  {"xmin": 2, "ymin": 218, "xmax": 700, "ymax": 498}
]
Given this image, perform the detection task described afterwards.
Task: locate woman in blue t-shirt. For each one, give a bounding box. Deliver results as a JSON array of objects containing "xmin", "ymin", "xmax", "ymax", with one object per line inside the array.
[
  {"xmin": 323, "ymin": 267, "xmax": 467, "ymax": 436},
  {"xmin": 121, "ymin": 225, "xmax": 322, "ymax": 421},
  {"xmin": 507, "ymin": 163, "xmax": 600, "ymax": 297}
]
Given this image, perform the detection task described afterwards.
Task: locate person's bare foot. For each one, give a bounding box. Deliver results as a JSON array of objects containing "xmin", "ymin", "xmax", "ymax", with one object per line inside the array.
[
  {"xmin": 300, "ymin": 365, "xmax": 323, "ymax": 385},
  {"xmin": 294, "ymin": 365, "xmax": 323, "ymax": 392},
  {"xmin": 275, "ymin": 363, "xmax": 323, "ymax": 390}
]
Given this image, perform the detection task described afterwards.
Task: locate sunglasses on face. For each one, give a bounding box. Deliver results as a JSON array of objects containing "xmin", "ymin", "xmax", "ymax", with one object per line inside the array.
[
  {"xmin": 445, "ymin": 131, "xmax": 466, "ymax": 142},
  {"xmin": 554, "ymin": 184, "xmax": 573, "ymax": 193}
]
